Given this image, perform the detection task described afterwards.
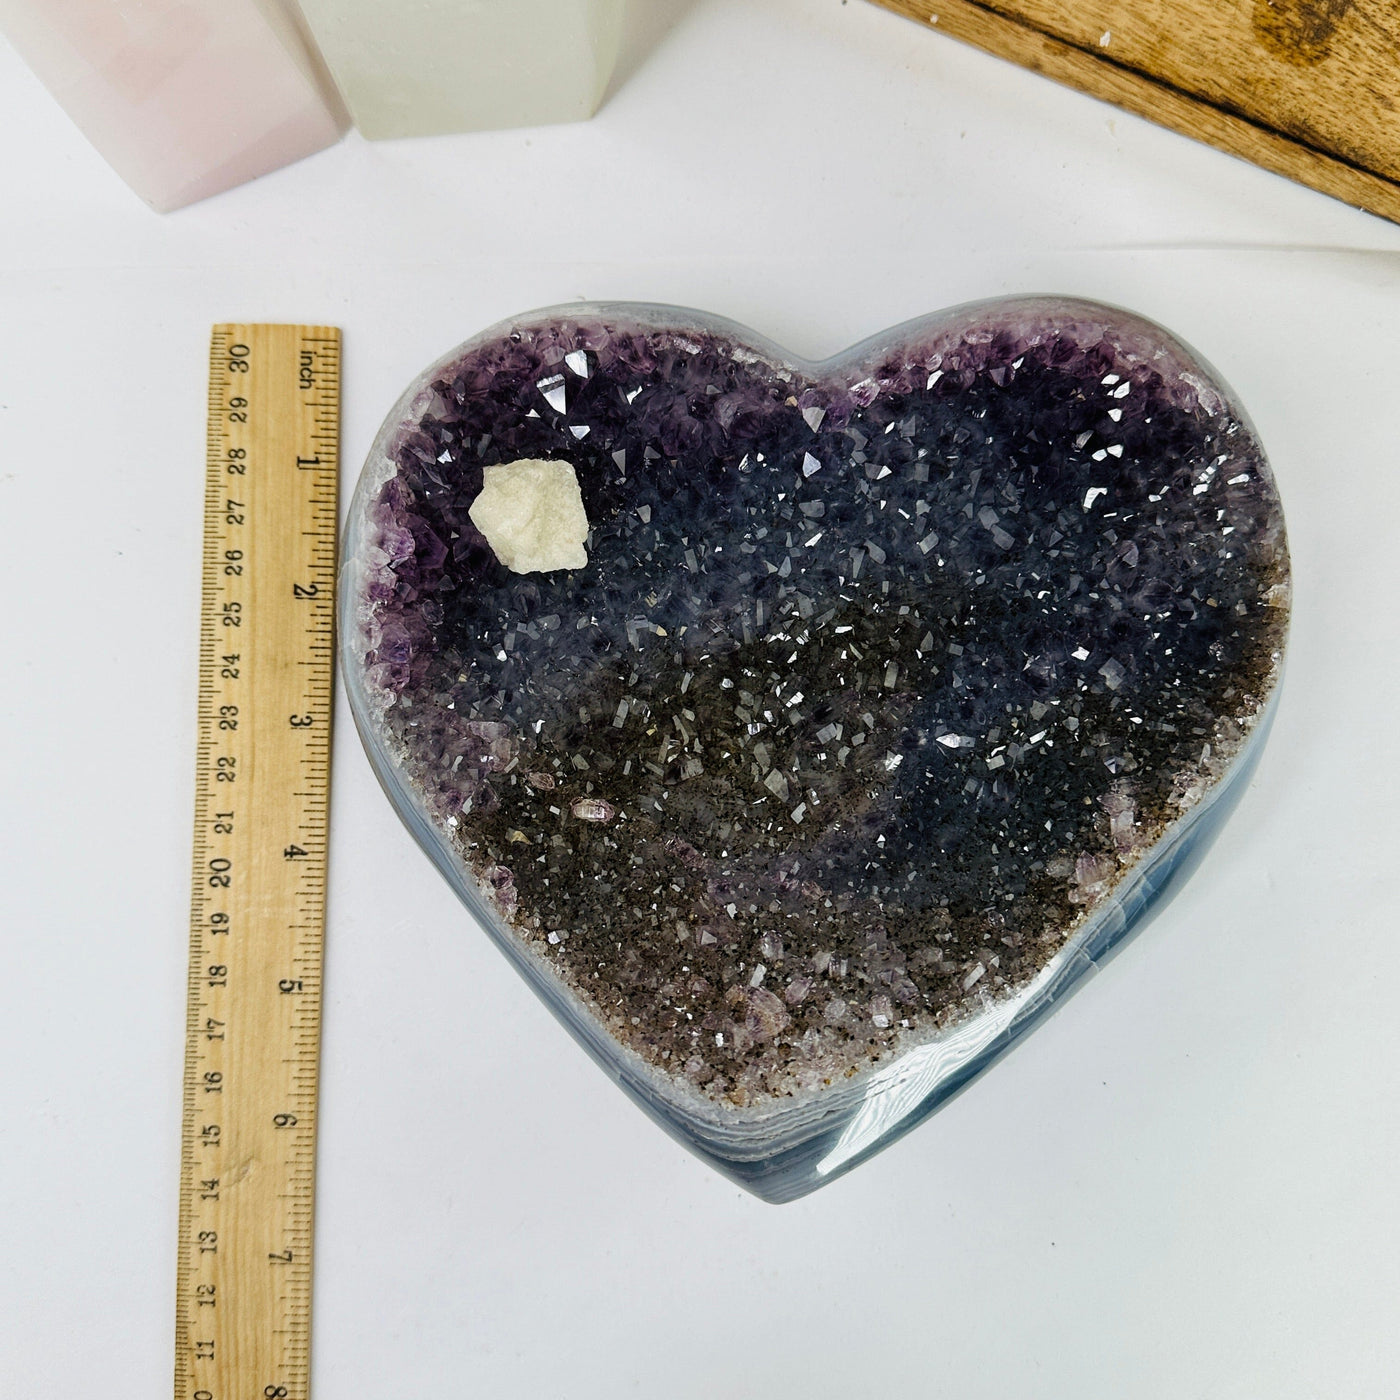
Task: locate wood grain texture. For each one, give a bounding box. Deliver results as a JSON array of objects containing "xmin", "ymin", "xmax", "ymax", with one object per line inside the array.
[
  {"xmin": 175, "ymin": 325, "xmax": 340, "ymax": 1400},
  {"xmin": 870, "ymin": 0, "xmax": 1400, "ymax": 225}
]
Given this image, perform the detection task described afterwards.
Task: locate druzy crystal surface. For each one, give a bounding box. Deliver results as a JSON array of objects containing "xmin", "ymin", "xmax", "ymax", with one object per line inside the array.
[{"xmin": 342, "ymin": 299, "xmax": 1289, "ymax": 1200}]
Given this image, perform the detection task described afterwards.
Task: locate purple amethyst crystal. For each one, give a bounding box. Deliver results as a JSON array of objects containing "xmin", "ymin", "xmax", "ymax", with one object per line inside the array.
[{"xmin": 341, "ymin": 299, "xmax": 1289, "ymax": 1200}]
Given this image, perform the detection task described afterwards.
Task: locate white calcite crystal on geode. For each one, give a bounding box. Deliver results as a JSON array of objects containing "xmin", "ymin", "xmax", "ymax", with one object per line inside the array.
[{"xmin": 469, "ymin": 458, "xmax": 589, "ymax": 574}]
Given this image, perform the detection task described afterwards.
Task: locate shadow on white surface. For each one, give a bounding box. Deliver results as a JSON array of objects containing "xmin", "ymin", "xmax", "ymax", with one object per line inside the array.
[{"xmin": 604, "ymin": 0, "xmax": 703, "ymax": 103}]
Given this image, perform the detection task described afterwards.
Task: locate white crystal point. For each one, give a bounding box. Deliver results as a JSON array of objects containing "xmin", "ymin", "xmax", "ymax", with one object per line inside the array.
[
  {"xmin": 295, "ymin": 0, "xmax": 624, "ymax": 140},
  {"xmin": 469, "ymin": 459, "xmax": 589, "ymax": 574}
]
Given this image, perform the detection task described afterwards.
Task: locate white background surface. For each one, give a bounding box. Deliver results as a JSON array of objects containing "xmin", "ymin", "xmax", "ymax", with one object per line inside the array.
[{"xmin": 2, "ymin": 2, "xmax": 1399, "ymax": 1395}]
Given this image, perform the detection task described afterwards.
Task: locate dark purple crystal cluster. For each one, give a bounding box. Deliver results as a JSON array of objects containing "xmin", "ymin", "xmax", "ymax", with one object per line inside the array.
[{"xmin": 349, "ymin": 302, "xmax": 1288, "ymax": 1107}]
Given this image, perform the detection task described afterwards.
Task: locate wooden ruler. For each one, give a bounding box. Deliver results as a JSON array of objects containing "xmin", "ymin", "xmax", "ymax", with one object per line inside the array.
[{"xmin": 176, "ymin": 324, "xmax": 340, "ymax": 1400}]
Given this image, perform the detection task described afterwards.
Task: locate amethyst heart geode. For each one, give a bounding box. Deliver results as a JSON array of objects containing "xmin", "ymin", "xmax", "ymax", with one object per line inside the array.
[{"xmin": 340, "ymin": 298, "xmax": 1289, "ymax": 1200}]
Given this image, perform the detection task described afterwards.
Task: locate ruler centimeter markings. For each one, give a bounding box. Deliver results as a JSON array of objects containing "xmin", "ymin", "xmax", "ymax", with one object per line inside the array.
[{"xmin": 176, "ymin": 324, "xmax": 340, "ymax": 1400}]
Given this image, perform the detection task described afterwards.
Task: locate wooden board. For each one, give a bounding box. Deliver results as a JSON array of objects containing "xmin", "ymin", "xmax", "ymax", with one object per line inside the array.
[
  {"xmin": 869, "ymin": 0, "xmax": 1400, "ymax": 225},
  {"xmin": 175, "ymin": 324, "xmax": 340, "ymax": 1400}
]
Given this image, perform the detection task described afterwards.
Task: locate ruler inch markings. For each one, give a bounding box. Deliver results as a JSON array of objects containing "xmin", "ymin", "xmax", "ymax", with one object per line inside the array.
[{"xmin": 176, "ymin": 324, "xmax": 340, "ymax": 1400}]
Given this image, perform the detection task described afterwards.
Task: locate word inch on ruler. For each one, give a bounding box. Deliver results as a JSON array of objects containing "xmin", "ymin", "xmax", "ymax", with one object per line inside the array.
[{"xmin": 176, "ymin": 324, "xmax": 340, "ymax": 1400}]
